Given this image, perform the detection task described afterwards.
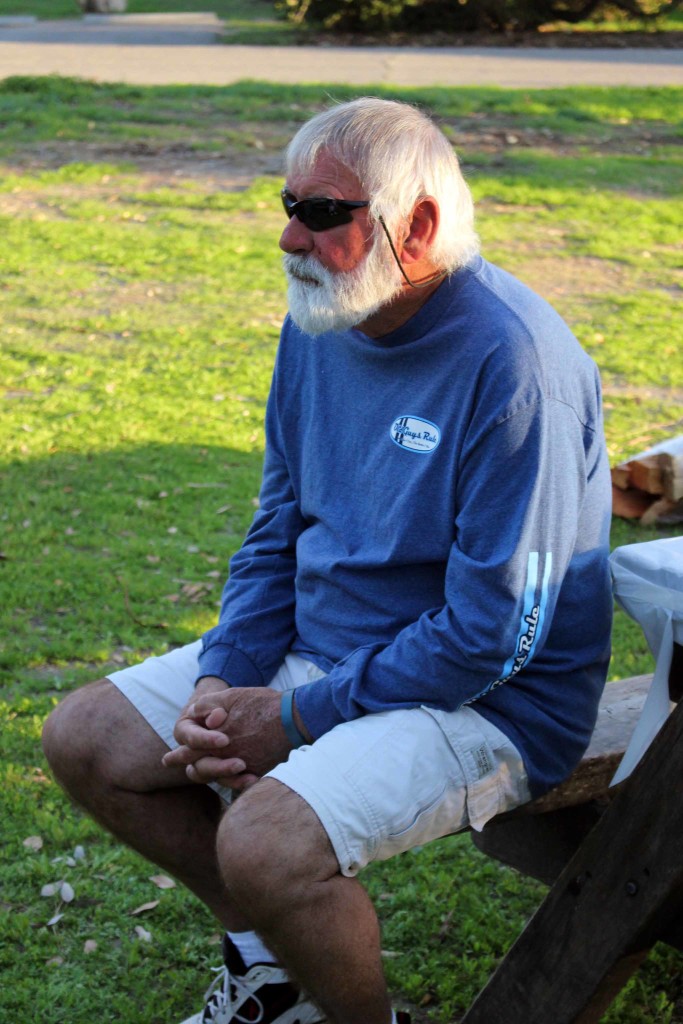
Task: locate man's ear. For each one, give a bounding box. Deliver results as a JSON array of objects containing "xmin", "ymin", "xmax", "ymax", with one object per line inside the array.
[{"xmin": 400, "ymin": 197, "xmax": 440, "ymax": 266}]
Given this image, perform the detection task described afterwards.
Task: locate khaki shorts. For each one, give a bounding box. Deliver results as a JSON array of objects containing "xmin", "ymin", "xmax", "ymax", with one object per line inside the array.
[{"xmin": 109, "ymin": 642, "xmax": 530, "ymax": 877}]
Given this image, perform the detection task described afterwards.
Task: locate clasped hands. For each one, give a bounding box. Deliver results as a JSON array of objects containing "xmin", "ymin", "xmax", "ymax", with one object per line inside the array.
[{"xmin": 162, "ymin": 679, "xmax": 294, "ymax": 792}]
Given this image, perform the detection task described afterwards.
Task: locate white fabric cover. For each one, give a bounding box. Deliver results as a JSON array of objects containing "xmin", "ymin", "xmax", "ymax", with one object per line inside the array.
[{"xmin": 610, "ymin": 536, "xmax": 683, "ymax": 783}]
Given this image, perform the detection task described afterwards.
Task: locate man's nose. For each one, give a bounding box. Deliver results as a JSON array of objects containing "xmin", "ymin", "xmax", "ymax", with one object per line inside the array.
[{"xmin": 279, "ymin": 215, "xmax": 314, "ymax": 255}]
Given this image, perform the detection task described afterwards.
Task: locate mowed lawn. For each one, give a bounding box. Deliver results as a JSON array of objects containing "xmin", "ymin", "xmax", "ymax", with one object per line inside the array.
[{"xmin": 1, "ymin": 78, "xmax": 681, "ymax": 1023}]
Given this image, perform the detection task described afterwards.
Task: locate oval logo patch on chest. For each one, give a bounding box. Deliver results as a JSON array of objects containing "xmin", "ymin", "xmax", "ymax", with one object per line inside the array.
[{"xmin": 390, "ymin": 415, "xmax": 441, "ymax": 454}]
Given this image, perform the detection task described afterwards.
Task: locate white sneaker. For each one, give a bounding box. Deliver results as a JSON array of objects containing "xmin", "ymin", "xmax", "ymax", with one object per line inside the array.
[{"xmin": 179, "ymin": 937, "xmax": 326, "ymax": 1024}]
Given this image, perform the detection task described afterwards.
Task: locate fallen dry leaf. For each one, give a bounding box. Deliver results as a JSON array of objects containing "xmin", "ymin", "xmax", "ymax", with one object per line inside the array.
[
  {"xmin": 134, "ymin": 925, "xmax": 152, "ymax": 942},
  {"xmin": 149, "ymin": 874, "xmax": 176, "ymax": 890},
  {"xmin": 23, "ymin": 835, "xmax": 43, "ymax": 851},
  {"xmin": 60, "ymin": 882, "xmax": 75, "ymax": 903},
  {"xmin": 46, "ymin": 913, "xmax": 64, "ymax": 927},
  {"xmin": 130, "ymin": 900, "xmax": 159, "ymax": 916},
  {"xmin": 179, "ymin": 581, "xmax": 213, "ymax": 604}
]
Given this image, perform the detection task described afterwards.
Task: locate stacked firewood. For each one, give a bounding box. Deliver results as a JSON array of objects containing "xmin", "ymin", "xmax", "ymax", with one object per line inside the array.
[
  {"xmin": 612, "ymin": 436, "xmax": 683, "ymax": 525},
  {"xmin": 77, "ymin": 1, "xmax": 127, "ymax": 12}
]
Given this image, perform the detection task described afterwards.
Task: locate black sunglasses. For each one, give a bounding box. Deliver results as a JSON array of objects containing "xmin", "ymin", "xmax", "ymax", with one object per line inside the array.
[{"xmin": 281, "ymin": 188, "xmax": 370, "ymax": 232}]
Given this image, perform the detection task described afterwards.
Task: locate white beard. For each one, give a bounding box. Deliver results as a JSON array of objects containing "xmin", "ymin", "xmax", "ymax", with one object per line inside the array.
[{"xmin": 283, "ymin": 231, "xmax": 403, "ymax": 337}]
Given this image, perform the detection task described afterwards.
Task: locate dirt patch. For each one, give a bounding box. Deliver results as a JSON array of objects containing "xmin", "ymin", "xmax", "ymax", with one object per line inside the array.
[
  {"xmin": 454, "ymin": 125, "xmax": 679, "ymax": 160},
  {"xmin": 3, "ymin": 107, "xmax": 676, "ymax": 199},
  {"xmin": 4, "ymin": 138, "xmax": 286, "ymax": 193},
  {"xmin": 502, "ymin": 252, "xmax": 630, "ymax": 296}
]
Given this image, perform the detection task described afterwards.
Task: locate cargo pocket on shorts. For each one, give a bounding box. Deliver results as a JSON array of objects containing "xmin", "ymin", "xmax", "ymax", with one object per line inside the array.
[
  {"xmin": 421, "ymin": 705, "xmax": 516, "ymax": 833},
  {"xmin": 380, "ymin": 779, "xmax": 468, "ymax": 860}
]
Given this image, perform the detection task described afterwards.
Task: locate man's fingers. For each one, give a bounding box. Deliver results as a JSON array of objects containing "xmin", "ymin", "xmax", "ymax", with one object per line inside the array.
[
  {"xmin": 179, "ymin": 701, "xmax": 228, "ymax": 726},
  {"xmin": 184, "ymin": 756, "xmax": 248, "ymax": 783},
  {"xmin": 204, "ymin": 707, "xmax": 229, "ymax": 730},
  {"xmin": 172, "ymin": 718, "xmax": 230, "ymax": 750},
  {"xmin": 192, "ymin": 692, "xmax": 237, "ymax": 718},
  {"xmin": 162, "ymin": 744, "xmax": 207, "ymax": 768},
  {"xmin": 163, "ymin": 744, "xmax": 239, "ymax": 768}
]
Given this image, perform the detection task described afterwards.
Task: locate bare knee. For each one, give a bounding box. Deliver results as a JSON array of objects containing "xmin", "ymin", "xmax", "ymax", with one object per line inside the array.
[
  {"xmin": 42, "ymin": 679, "xmax": 111, "ymax": 783},
  {"xmin": 42, "ymin": 678, "xmax": 175, "ymax": 794},
  {"xmin": 218, "ymin": 778, "xmax": 338, "ymax": 921}
]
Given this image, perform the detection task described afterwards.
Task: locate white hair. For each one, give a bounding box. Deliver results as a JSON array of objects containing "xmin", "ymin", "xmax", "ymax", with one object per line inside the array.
[{"xmin": 285, "ymin": 97, "xmax": 479, "ymax": 273}]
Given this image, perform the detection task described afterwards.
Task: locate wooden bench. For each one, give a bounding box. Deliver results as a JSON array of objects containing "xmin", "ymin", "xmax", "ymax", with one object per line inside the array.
[{"xmin": 462, "ymin": 642, "xmax": 683, "ymax": 1024}]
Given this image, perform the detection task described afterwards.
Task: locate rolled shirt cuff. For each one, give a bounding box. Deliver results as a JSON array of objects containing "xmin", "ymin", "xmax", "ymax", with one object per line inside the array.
[{"xmin": 196, "ymin": 642, "xmax": 264, "ymax": 689}]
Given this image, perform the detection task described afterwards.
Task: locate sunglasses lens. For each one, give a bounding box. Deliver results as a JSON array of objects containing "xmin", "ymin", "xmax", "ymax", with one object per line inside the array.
[
  {"xmin": 306, "ymin": 201, "xmax": 351, "ymax": 231},
  {"xmin": 281, "ymin": 192, "xmax": 353, "ymax": 233},
  {"xmin": 281, "ymin": 191, "xmax": 297, "ymax": 219}
]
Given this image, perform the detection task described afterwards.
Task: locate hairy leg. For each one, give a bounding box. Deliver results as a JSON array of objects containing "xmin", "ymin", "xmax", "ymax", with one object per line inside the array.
[
  {"xmin": 42, "ymin": 678, "xmax": 249, "ymax": 929},
  {"xmin": 218, "ymin": 777, "xmax": 392, "ymax": 1024}
]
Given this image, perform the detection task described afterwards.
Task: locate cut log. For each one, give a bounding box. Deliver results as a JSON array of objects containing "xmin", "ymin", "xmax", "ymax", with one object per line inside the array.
[
  {"xmin": 640, "ymin": 496, "xmax": 678, "ymax": 526},
  {"xmin": 78, "ymin": 0, "xmax": 127, "ymax": 12},
  {"xmin": 611, "ymin": 465, "xmax": 631, "ymax": 491},
  {"xmin": 628, "ymin": 455, "xmax": 663, "ymax": 495},
  {"xmin": 611, "ymin": 484, "xmax": 652, "ymax": 520},
  {"xmin": 661, "ymin": 453, "xmax": 683, "ymax": 501}
]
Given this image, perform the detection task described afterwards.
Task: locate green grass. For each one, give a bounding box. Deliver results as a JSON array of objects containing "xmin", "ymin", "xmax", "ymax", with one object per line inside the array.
[
  {"xmin": 0, "ymin": 0, "xmax": 80, "ymax": 15},
  {"xmin": 544, "ymin": 5, "xmax": 683, "ymax": 32},
  {"xmin": 1, "ymin": 79, "xmax": 682, "ymax": 1023},
  {"xmin": 0, "ymin": 76, "xmax": 679, "ymax": 155}
]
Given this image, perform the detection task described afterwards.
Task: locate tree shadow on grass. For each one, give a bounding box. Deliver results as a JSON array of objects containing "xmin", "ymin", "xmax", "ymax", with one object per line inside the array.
[{"xmin": 0, "ymin": 441, "xmax": 264, "ymax": 693}]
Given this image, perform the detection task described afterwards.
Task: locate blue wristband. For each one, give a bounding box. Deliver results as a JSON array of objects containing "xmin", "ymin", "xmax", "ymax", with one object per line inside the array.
[{"xmin": 281, "ymin": 689, "xmax": 308, "ymax": 749}]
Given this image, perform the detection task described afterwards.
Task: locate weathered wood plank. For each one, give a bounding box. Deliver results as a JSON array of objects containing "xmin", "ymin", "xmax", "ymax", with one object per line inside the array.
[
  {"xmin": 471, "ymin": 802, "xmax": 605, "ymax": 884},
  {"xmin": 471, "ymin": 674, "xmax": 654, "ymax": 879},
  {"xmin": 518, "ymin": 673, "xmax": 653, "ymax": 815},
  {"xmin": 461, "ymin": 697, "xmax": 683, "ymax": 1024}
]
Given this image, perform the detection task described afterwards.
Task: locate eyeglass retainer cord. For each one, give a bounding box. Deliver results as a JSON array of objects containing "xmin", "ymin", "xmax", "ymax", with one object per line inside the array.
[{"xmin": 377, "ymin": 214, "xmax": 448, "ymax": 290}]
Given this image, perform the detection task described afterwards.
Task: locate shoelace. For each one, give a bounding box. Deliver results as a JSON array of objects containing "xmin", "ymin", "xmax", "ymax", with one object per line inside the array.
[{"xmin": 202, "ymin": 965, "xmax": 265, "ymax": 1024}]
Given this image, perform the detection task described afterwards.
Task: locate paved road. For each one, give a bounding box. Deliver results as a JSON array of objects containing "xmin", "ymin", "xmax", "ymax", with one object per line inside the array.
[{"xmin": 0, "ymin": 13, "xmax": 680, "ymax": 87}]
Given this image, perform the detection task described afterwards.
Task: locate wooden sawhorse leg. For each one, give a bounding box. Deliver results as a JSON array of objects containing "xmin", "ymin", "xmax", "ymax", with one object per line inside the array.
[{"xmin": 461, "ymin": 698, "xmax": 683, "ymax": 1024}]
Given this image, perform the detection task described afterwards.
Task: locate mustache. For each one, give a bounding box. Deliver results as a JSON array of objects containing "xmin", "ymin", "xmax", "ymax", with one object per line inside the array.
[{"xmin": 282, "ymin": 253, "xmax": 326, "ymax": 285}]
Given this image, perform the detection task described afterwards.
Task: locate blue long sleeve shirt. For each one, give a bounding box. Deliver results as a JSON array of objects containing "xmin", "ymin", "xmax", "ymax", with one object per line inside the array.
[{"xmin": 198, "ymin": 256, "xmax": 613, "ymax": 797}]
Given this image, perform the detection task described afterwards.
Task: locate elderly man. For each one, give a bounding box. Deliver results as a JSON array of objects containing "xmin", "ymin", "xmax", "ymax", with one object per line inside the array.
[{"xmin": 42, "ymin": 98, "xmax": 612, "ymax": 1024}]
